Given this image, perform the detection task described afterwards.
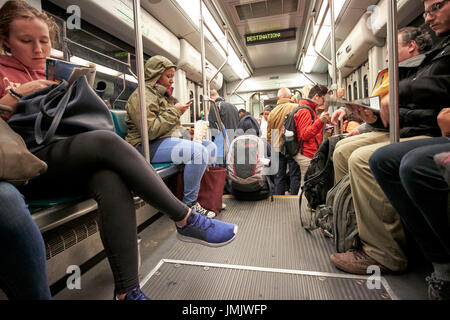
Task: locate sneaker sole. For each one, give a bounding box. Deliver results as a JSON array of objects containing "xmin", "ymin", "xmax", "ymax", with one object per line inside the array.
[{"xmin": 177, "ymin": 225, "xmax": 238, "ymax": 248}]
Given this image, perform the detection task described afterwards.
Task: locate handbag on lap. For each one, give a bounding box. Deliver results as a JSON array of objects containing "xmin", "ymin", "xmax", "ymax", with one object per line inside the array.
[
  {"xmin": 8, "ymin": 75, "xmax": 114, "ymax": 153},
  {"xmin": 0, "ymin": 117, "xmax": 47, "ymax": 185}
]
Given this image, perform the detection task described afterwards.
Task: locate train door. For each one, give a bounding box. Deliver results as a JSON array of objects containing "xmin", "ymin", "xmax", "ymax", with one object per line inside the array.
[{"xmin": 186, "ymin": 79, "xmax": 197, "ymax": 123}]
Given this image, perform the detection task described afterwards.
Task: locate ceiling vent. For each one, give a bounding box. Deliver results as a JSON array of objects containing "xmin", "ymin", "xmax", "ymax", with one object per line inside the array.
[{"xmin": 235, "ymin": 0, "xmax": 298, "ymax": 21}]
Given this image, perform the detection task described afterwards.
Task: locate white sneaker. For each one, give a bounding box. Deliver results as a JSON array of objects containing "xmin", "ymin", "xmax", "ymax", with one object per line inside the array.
[
  {"xmin": 191, "ymin": 202, "xmax": 216, "ymax": 218},
  {"xmin": 221, "ymin": 202, "xmax": 226, "ymax": 210}
]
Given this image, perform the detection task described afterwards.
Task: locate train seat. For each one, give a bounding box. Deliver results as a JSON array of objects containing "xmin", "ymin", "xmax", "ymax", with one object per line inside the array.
[{"xmin": 110, "ymin": 109, "xmax": 128, "ymax": 139}]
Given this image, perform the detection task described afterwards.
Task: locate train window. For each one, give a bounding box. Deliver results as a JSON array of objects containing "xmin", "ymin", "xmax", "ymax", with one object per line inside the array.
[
  {"xmin": 199, "ymin": 95, "xmax": 204, "ymax": 120},
  {"xmin": 363, "ymin": 75, "xmax": 369, "ymax": 98},
  {"xmin": 189, "ymin": 90, "xmax": 195, "ymax": 122},
  {"xmin": 353, "ymin": 82, "xmax": 358, "ymax": 100},
  {"xmin": 348, "ymin": 85, "xmax": 352, "ymax": 101}
]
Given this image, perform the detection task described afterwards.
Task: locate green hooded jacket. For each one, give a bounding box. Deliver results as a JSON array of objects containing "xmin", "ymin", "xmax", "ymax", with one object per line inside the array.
[{"xmin": 125, "ymin": 55, "xmax": 184, "ymax": 147}]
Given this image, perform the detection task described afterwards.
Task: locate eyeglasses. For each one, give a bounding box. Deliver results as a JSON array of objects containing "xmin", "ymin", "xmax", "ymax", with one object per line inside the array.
[{"xmin": 423, "ymin": 0, "xmax": 449, "ymax": 19}]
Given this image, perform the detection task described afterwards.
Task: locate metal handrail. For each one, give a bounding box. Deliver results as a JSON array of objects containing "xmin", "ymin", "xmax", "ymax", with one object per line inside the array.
[
  {"xmin": 387, "ymin": 0, "xmax": 400, "ymax": 143},
  {"xmin": 312, "ymin": 3, "xmax": 332, "ymax": 65},
  {"xmin": 132, "ymin": 0, "xmax": 150, "ymax": 163},
  {"xmin": 207, "ymin": 28, "xmax": 229, "ymax": 97}
]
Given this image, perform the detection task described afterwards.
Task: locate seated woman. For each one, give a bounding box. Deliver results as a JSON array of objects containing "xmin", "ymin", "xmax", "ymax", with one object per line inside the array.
[
  {"xmin": 0, "ymin": 0, "xmax": 237, "ymax": 300},
  {"xmin": 369, "ymin": 107, "xmax": 450, "ymax": 300},
  {"xmin": 125, "ymin": 55, "xmax": 218, "ymax": 218}
]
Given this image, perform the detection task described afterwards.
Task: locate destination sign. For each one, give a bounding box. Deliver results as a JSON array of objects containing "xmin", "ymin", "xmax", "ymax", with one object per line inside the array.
[{"xmin": 245, "ymin": 28, "xmax": 296, "ymax": 46}]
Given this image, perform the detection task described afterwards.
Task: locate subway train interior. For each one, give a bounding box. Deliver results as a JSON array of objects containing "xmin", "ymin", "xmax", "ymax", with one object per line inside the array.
[{"xmin": 0, "ymin": 0, "xmax": 447, "ymax": 303}]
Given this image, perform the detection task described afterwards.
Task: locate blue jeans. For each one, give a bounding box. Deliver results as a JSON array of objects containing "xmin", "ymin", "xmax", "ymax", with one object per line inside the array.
[
  {"xmin": 148, "ymin": 138, "xmax": 217, "ymax": 206},
  {"xmin": 274, "ymin": 152, "xmax": 300, "ymax": 195},
  {"xmin": 0, "ymin": 182, "xmax": 51, "ymax": 300},
  {"xmin": 369, "ymin": 137, "xmax": 450, "ymax": 263}
]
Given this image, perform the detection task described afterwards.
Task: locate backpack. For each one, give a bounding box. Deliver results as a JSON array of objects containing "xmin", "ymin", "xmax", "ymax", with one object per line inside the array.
[
  {"xmin": 282, "ymin": 105, "xmax": 315, "ymax": 158},
  {"xmin": 312, "ymin": 174, "xmax": 360, "ymax": 252},
  {"xmin": 299, "ymin": 134, "xmax": 345, "ymax": 211},
  {"xmin": 227, "ymin": 134, "xmax": 273, "ymax": 201}
]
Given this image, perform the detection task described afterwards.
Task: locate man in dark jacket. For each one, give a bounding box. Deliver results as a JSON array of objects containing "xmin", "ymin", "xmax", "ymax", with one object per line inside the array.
[
  {"xmin": 330, "ymin": 0, "xmax": 450, "ymax": 276},
  {"xmin": 208, "ymin": 89, "xmax": 239, "ymax": 131}
]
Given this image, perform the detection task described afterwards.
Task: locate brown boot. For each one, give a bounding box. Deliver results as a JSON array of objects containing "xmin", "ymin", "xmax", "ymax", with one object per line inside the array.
[{"xmin": 330, "ymin": 249, "xmax": 391, "ymax": 275}]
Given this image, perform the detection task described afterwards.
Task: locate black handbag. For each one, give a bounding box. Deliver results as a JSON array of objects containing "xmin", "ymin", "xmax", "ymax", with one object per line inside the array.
[{"xmin": 8, "ymin": 75, "xmax": 114, "ymax": 152}]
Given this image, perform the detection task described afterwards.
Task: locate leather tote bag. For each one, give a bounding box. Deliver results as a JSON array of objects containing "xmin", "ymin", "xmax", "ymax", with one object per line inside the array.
[
  {"xmin": 0, "ymin": 117, "xmax": 48, "ymax": 185},
  {"xmin": 8, "ymin": 75, "xmax": 114, "ymax": 153},
  {"xmin": 176, "ymin": 166, "xmax": 227, "ymax": 215}
]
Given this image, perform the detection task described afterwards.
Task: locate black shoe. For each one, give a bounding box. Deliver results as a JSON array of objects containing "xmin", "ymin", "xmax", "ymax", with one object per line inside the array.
[{"xmin": 426, "ymin": 273, "xmax": 450, "ymax": 300}]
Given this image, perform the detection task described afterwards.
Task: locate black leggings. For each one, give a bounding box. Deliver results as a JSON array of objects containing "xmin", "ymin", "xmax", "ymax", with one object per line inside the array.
[{"xmin": 20, "ymin": 130, "xmax": 188, "ymax": 294}]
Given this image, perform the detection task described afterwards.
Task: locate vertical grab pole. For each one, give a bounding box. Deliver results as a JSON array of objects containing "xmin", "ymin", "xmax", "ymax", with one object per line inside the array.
[
  {"xmin": 132, "ymin": 0, "xmax": 150, "ymax": 163},
  {"xmin": 199, "ymin": 0, "xmax": 209, "ymax": 122},
  {"xmin": 387, "ymin": 0, "xmax": 400, "ymax": 144},
  {"xmin": 329, "ymin": 0, "xmax": 340, "ymax": 135}
]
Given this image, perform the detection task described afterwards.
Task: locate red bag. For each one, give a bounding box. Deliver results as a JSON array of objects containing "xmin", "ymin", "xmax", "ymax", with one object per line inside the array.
[{"xmin": 176, "ymin": 166, "xmax": 226, "ymax": 215}]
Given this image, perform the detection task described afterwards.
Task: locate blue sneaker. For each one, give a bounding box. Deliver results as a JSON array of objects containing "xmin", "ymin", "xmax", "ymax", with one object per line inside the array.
[
  {"xmin": 176, "ymin": 210, "xmax": 238, "ymax": 247},
  {"xmin": 114, "ymin": 286, "xmax": 150, "ymax": 300}
]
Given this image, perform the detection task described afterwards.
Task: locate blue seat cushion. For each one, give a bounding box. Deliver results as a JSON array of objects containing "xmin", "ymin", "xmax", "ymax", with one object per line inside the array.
[{"xmin": 110, "ymin": 109, "xmax": 128, "ymax": 139}]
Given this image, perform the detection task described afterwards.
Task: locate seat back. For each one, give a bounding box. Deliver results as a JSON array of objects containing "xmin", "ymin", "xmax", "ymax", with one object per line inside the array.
[{"xmin": 110, "ymin": 109, "xmax": 128, "ymax": 139}]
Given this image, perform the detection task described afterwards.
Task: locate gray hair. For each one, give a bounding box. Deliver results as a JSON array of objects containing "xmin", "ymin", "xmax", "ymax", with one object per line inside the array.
[
  {"xmin": 399, "ymin": 26, "xmax": 433, "ymax": 53},
  {"xmin": 277, "ymin": 88, "xmax": 292, "ymax": 99}
]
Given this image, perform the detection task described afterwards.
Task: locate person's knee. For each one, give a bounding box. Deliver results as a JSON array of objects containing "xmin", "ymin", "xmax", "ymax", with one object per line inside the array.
[
  {"xmin": 348, "ymin": 147, "xmax": 370, "ymax": 174},
  {"xmin": 88, "ymin": 130, "xmax": 120, "ymax": 147},
  {"xmin": 398, "ymin": 151, "xmax": 421, "ymax": 184},
  {"xmin": 369, "ymin": 147, "xmax": 391, "ymax": 176},
  {"xmin": 0, "ymin": 183, "xmax": 29, "ymax": 229}
]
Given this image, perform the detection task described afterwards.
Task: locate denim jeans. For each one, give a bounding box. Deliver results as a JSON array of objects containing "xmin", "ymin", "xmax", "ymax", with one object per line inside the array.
[
  {"xmin": 0, "ymin": 182, "xmax": 51, "ymax": 300},
  {"xmin": 369, "ymin": 137, "xmax": 450, "ymax": 263},
  {"xmin": 274, "ymin": 152, "xmax": 300, "ymax": 195},
  {"xmin": 149, "ymin": 137, "xmax": 217, "ymax": 206}
]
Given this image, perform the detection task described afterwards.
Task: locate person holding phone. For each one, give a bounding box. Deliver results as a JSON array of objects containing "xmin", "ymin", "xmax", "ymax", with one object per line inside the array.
[{"xmin": 125, "ymin": 55, "xmax": 218, "ymax": 218}]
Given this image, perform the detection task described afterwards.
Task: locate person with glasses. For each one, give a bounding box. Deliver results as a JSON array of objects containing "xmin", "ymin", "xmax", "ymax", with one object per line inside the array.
[{"xmin": 329, "ymin": 0, "xmax": 450, "ymax": 278}]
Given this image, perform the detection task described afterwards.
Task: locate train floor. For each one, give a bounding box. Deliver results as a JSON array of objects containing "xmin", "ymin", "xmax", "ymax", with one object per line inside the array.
[{"xmin": 54, "ymin": 196, "xmax": 431, "ymax": 300}]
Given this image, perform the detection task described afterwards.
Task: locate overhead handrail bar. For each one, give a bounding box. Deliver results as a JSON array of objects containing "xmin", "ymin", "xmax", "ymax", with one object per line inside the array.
[
  {"xmin": 296, "ymin": 0, "xmax": 318, "ymax": 69},
  {"xmin": 64, "ymin": 38, "xmax": 133, "ymax": 68},
  {"xmin": 203, "ymin": 22, "xmax": 228, "ymax": 57},
  {"xmin": 199, "ymin": 0, "xmax": 209, "ymax": 122},
  {"xmin": 387, "ymin": 0, "xmax": 400, "ymax": 143},
  {"xmin": 312, "ymin": 3, "xmax": 332, "ymax": 65},
  {"xmin": 230, "ymin": 56, "xmax": 248, "ymax": 99},
  {"xmin": 207, "ymin": 28, "xmax": 229, "ymax": 98},
  {"xmin": 132, "ymin": 0, "xmax": 150, "ymax": 163}
]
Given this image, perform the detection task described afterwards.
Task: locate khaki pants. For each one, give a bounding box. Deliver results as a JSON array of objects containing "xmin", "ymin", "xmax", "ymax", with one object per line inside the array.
[
  {"xmin": 333, "ymin": 132, "xmax": 430, "ymax": 271},
  {"xmin": 293, "ymin": 153, "xmax": 311, "ymax": 189}
]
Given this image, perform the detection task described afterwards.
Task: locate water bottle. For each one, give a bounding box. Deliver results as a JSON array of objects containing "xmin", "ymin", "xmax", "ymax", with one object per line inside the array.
[
  {"xmin": 285, "ymin": 130, "xmax": 294, "ymax": 142},
  {"xmin": 193, "ymin": 120, "xmax": 209, "ymax": 143}
]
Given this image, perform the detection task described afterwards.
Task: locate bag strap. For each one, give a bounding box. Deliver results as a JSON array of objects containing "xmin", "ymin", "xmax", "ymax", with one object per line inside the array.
[
  {"xmin": 34, "ymin": 79, "xmax": 76, "ymax": 145},
  {"xmin": 265, "ymin": 175, "xmax": 274, "ymax": 202},
  {"xmin": 297, "ymin": 105, "xmax": 315, "ymax": 155}
]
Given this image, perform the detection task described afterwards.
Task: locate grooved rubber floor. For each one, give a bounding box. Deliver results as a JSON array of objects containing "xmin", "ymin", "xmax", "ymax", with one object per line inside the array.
[{"xmin": 141, "ymin": 197, "xmax": 395, "ymax": 300}]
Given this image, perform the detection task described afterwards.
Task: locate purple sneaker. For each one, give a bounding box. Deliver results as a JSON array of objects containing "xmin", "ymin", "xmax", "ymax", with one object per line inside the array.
[
  {"xmin": 114, "ymin": 286, "xmax": 150, "ymax": 300},
  {"xmin": 176, "ymin": 210, "xmax": 238, "ymax": 247}
]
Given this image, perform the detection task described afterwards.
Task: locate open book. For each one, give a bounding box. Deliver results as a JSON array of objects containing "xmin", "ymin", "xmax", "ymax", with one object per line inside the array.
[
  {"xmin": 325, "ymin": 95, "xmax": 381, "ymax": 113},
  {"xmin": 46, "ymin": 58, "xmax": 96, "ymax": 86}
]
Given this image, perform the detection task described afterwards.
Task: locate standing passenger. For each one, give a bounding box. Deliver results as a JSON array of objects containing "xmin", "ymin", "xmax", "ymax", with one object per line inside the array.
[
  {"xmin": 208, "ymin": 89, "xmax": 239, "ymax": 131},
  {"xmin": 267, "ymin": 88, "xmax": 301, "ymax": 195},
  {"xmin": 0, "ymin": 0, "xmax": 237, "ymax": 300},
  {"xmin": 293, "ymin": 85, "xmax": 330, "ymax": 187},
  {"xmin": 260, "ymin": 105, "xmax": 273, "ymax": 141}
]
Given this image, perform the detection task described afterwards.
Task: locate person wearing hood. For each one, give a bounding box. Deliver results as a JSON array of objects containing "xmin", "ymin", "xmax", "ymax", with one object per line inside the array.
[
  {"xmin": 125, "ymin": 55, "xmax": 218, "ymax": 219},
  {"xmin": 0, "ymin": 0, "xmax": 237, "ymax": 300}
]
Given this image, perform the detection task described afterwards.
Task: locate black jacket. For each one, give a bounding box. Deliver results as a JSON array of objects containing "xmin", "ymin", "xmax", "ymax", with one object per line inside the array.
[
  {"xmin": 208, "ymin": 97, "xmax": 240, "ymax": 130},
  {"xmin": 370, "ymin": 35, "xmax": 450, "ymax": 137}
]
